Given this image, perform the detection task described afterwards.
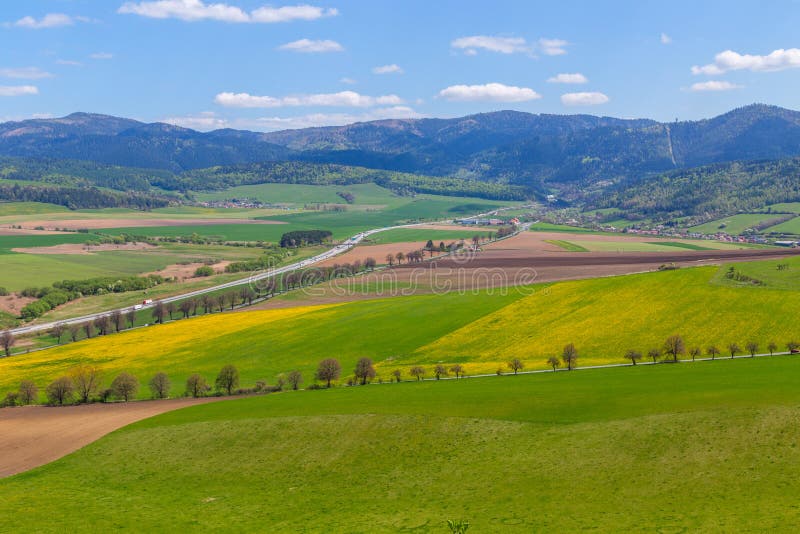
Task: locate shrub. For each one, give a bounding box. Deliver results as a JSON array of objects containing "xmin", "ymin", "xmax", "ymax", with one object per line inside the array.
[
  {"xmin": 185, "ymin": 373, "xmax": 209, "ymax": 398},
  {"xmin": 46, "ymin": 376, "xmax": 75, "ymax": 405},
  {"xmin": 110, "ymin": 372, "xmax": 139, "ymax": 402},
  {"xmin": 0, "ymin": 287, "xmax": 8, "ymax": 296},
  {"xmin": 3, "ymin": 391, "xmax": 19, "ymax": 407},
  {"xmin": 194, "ymin": 265, "xmax": 214, "ymax": 277},
  {"xmin": 18, "ymin": 380, "xmax": 38, "ymax": 405}
]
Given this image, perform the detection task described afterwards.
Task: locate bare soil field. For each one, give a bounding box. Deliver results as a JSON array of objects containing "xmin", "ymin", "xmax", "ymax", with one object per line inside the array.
[
  {"xmin": 0, "ymin": 294, "xmax": 35, "ymax": 315},
  {"xmin": 11, "ymin": 242, "xmax": 158, "ymax": 255},
  {"xmin": 147, "ymin": 260, "xmax": 231, "ymax": 280},
  {"xmin": 16, "ymin": 218, "xmax": 286, "ymax": 231},
  {"xmin": 0, "ymin": 397, "xmax": 224, "ymax": 478}
]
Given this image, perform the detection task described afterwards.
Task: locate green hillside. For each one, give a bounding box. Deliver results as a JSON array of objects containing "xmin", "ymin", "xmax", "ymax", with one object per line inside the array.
[{"xmin": 3, "ymin": 357, "xmax": 800, "ymax": 531}]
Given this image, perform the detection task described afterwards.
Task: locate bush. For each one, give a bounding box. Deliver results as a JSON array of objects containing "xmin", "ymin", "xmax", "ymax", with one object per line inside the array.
[
  {"xmin": 46, "ymin": 376, "xmax": 75, "ymax": 405},
  {"xmin": 0, "ymin": 287, "xmax": 8, "ymax": 296},
  {"xmin": 307, "ymin": 383, "xmax": 324, "ymax": 390},
  {"xmin": 194, "ymin": 265, "xmax": 214, "ymax": 277},
  {"xmin": 3, "ymin": 391, "xmax": 19, "ymax": 407}
]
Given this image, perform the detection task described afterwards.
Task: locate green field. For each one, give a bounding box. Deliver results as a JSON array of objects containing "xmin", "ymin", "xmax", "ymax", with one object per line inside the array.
[
  {"xmin": 712, "ymin": 254, "xmax": 800, "ymax": 290},
  {"xmin": 529, "ymin": 221, "xmax": 594, "ymax": 233},
  {"xmin": 544, "ymin": 239, "xmax": 589, "ymax": 252},
  {"xmin": 4, "ymin": 264, "xmax": 800, "ymax": 399},
  {"xmin": 0, "ymin": 201, "xmax": 69, "ymax": 216},
  {"xmin": 762, "ymin": 216, "xmax": 800, "ymax": 235},
  {"xmin": 4, "ymin": 357, "xmax": 800, "ymax": 531},
  {"xmin": 689, "ymin": 213, "xmax": 791, "ymax": 234}
]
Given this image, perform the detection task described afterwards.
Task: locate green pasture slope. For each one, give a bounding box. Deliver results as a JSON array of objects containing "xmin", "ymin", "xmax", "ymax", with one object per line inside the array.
[
  {"xmin": 4, "ymin": 357, "xmax": 800, "ymax": 531},
  {"xmin": 363, "ymin": 227, "xmax": 493, "ymax": 245},
  {"xmin": 195, "ymin": 182, "xmax": 408, "ymax": 207}
]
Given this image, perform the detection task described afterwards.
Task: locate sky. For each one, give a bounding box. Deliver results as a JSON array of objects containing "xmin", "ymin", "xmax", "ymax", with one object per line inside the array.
[{"xmin": 2, "ymin": 0, "xmax": 800, "ymax": 131}]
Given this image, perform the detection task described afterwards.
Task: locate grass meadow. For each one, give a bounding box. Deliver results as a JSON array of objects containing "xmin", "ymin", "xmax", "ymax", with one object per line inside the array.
[{"xmin": 3, "ymin": 356, "xmax": 800, "ymax": 531}]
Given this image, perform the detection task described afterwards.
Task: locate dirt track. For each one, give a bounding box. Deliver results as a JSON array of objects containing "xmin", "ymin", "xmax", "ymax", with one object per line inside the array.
[{"xmin": 0, "ymin": 397, "xmax": 223, "ymax": 478}]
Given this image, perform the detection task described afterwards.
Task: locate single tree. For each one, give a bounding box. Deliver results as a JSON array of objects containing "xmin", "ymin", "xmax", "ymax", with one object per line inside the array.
[
  {"xmin": 745, "ymin": 341, "xmax": 759, "ymax": 358},
  {"xmin": 69, "ymin": 364, "xmax": 102, "ymax": 403},
  {"xmin": 111, "ymin": 372, "xmax": 139, "ymax": 402},
  {"xmin": 648, "ymin": 348, "xmax": 661, "ymax": 363},
  {"xmin": 546, "ymin": 355, "xmax": 560, "ymax": 371},
  {"xmin": 439, "ymin": 241, "xmax": 447, "ymax": 252},
  {"xmin": 364, "ymin": 257, "xmax": 377, "ymax": 270},
  {"xmin": 125, "ymin": 309, "xmax": 136, "ymax": 328},
  {"xmin": 165, "ymin": 302, "xmax": 176, "ymax": 320},
  {"xmin": 434, "ymin": 364, "xmax": 448, "ymax": 380},
  {"xmin": 287, "ymin": 370, "xmax": 303, "ymax": 390},
  {"xmin": 689, "ymin": 347, "xmax": 702, "ymax": 361},
  {"xmin": 664, "ymin": 335, "xmax": 686, "ymax": 362},
  {"xmin": 46, "ymin": 376, "xmax": 74, "ymax": 406},
  {"xmin": 728, "ymin": 342, "xmax": 741, "ymax": 359},
  {"xmin": 508, "ymin": 358, "xmax": 524, "ymax": 374},
  {"xmin": 201, "ymin": 294, "xmax": 213, "ymax": 313},
  {"xmin": 94, "ymin": 315, "xmax": 110, "ymax": 336},
  {"xmin": 179, "ymin": 300, "xmax": 192, "ymax": 318},
  {"xmin": 215, "ymin": 365, "xmax": 240, "ymax": 395},
  {"xmin": 354, "ymin": 357, "xmax": 376, "ymax": 385},
  {"xmin": 391, "ymin": 369, "xmax": 402, "ymax": 383},
  {"xmin": 410, "ymin": 366, "xmax": 425, "ymax": 381},
  {"xmin": 768, "ymin": 341, "xmax": 778, "ymax": 356},
  {"xmin": 624, "ymin": 349, "xmax": 642, "ymax": 366},
  {"xmin": 111, "ymin": 309, "xmax": 125, "ymax": 332},
  {"xmin": 787, "ymin": 340, "xmax": 800, "ymax": 353},
  {"xmin": 18, "ymin": 380, "xmax": 38, "ymax": 405},
  {"xmin": 275, "ymin": 373, "xmax": 287, "ymax": 391},
  {"xmin": 395, "ymin": 252, "xmax": 405, "ymax": 265},
  {"xmin": 385, "ymin": 253, "xmax": 395, "ymax": 266},
  {"xmin": 0, "ymin": 330, "xmax": 15, "ymax": 356},
  {"xmin": 185, "ymin": 373, "xmax": 209, "ymax": 398},
  {"xmin": 152, "ymin": 302, "xmax": 166, "ymax": 324},
  {"xmin": 148, "ymin": 372, "xmax": 171, "ymax": 399},
  {"xmin": 450, "ymin": 364, "xmax": 464, "ymax": 378},
  {"xmin": 69, "ymin": 323, "xmax": 81, "ymax": 342},
  {"xmin": 472, "ymin": 235, "xmax": 481, "ymax": 248},
  {"xmin": 51, "ymin": 323, "xmax": 66, "ymax": 344},
  {"xmin": 707, "ymin": 345, "xmax": 720, "ymax": 360},
  {"xmin": 562, "ymin": 343, "xmax": 578, "ymax": 370},
  {"xmin": 315, "ymin": 358, "xmax": 342, "ymax": 388}
]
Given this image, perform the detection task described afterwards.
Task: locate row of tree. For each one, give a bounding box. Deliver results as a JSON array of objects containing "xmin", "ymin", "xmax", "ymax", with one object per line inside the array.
[{"xmin": 623, "ymin": 335, "xmax": 798, "ymax": 365}]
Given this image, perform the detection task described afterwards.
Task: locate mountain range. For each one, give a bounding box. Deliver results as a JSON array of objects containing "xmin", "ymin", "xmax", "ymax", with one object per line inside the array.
[{"xmin": 2, "ymin": 104, "xmax": 800, "ymax": 195}]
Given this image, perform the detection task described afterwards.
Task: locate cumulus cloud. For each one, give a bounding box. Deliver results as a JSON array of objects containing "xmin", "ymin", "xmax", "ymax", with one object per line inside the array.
[
  {"xmin": 118, "ymin": 1, "xmax": 338, "ymax": 23},
  {"xmin": 437, "ymin": 83, "xmax": 541, "ymax": 102},
  {"xmin": 164, "ymin": 106, "xmax": 423, "ymax": 131},
  {"xmin": 372, "ymin": 64, "xmax": 403, "ymax": 75},
  {"xmin": 278, "ymin": 39, "xmax": 343, "ymax": 53},
  {"xmin": 0, "ymin": 67, "xmax": 53, "ymax": 80},
  {"xmin": 90, "ymin": 52, "xmax": 114, "ymax": 60},
  {"xmin": 214, "ymin": 90, "xmax": 403, "ymax": 108},
  {"xmin": 0, "ymin": 85, "xmax": 39, "ymax": 97},
  {"xmin": 547, "ymin": 73, "xmax": 587, "ymax": 84},
  {"xmin": 560, "ymin": 91, "xmax": 609, "ymax": 106},
  {"xmin": 689, "ymin": 80, "xmax": 742, "ymax": 92},
  {"xmin": 538, "ymin": 38, "xmax": 569, "ymax": 56},
  {"xmin": 451, "ymin": 35, "xmax": 530, "ymax": 55},
  {"xmin": 9, "ymin": 13, "xmax": 80, "ymax": 29},
  {"xmin": 660, "ymin": 33, "xmax": 672, "ymax": 45},
  {"xmin": 692, "ymin": 48, "xmax": 800, "ymax": 75}
]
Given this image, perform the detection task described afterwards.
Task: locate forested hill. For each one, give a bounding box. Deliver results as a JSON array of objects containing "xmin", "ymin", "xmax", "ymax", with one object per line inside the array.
[
  {"xmin": 595, "ymin": 158, "xmax": 800, "ymax": 220},
  {"xmin": 2, "ymin": 105, "xmax": 800, "ymax": 191}
]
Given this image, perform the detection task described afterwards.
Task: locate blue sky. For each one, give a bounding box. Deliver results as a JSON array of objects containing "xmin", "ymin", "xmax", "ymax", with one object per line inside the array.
[{"xmin": 2, "ymin": 0, "xmax": 800, "ymax": 130}]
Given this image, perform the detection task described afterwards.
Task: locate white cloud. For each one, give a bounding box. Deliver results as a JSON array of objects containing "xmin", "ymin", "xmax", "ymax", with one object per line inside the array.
[
  {"xmin": 560, "ymin": 91, "xmax": 609, "ymax": 106},
  {"xmin": 339, "ymin": 77, "xmax": 356, "ymax": 84},
  {"xmin": 0, "ymin": 67, "xmax": 53, "ymax": 80},
  {"xmin": 547, "ymin": 72, "xmax": 587, "ymax": 84},
  {"xmin": 56, "ymin": 59, "xmax": 83, "ymax": 66},
  {"xmin": 90, "ymin": 52, "xmax": 114, "ymax": 60},
  {"xmin": 660, "ymin": 33, "xmax": 672, "ymax": 45},
  {"xmin": 689, "ymin": 80, "xmax": 743, "ymax": 92},
  {"xmin": 118, "ymin": 1, "xmax": 338, "ymax": 23},
  {"xmin": 372, "ymin": 64, "xmax": 403, "ymax": 75},
  {"xmin": 214, "ymin": 90, "xmax": 403, "ymax": 108},
  {"xmin": 278, "ymin": 39, "xmax": 343, "ymax": 53},
  {"xmin": 437, "ymin": 83, "xmax": 541, "ymax": 102},
  {"xmin": 692, "ymin": 48, "xmax": 800, "ymax": 75},
  {"xmin": 164, "ymin": 106, "xmax": 423, "ymax": 131},
  {"xmin": 10, "ymin": 13, "xmax": 78, "ymax": 29},
  {"xmin": 451, "ymin": 35, "xmax": 530, "ymax": 55},
  {"xmin": 538, "ymin": 38, "xmax": 568, "ymax": 56},
  {"xmin": 0, "ymin": 85, "xmax": 39, "ymax": 97}
]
